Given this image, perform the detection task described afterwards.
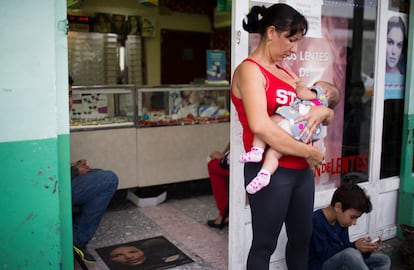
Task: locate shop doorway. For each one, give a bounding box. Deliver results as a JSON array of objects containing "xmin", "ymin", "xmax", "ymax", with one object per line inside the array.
[{"xmin": 161, "ymin": 30, "xmax": 211, "ymax": 84}]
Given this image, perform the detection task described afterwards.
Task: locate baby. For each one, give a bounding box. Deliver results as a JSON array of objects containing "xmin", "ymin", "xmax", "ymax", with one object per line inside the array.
[{"xmin": 240, "ymin": 81, "xmax": 340, "ymax": 194}]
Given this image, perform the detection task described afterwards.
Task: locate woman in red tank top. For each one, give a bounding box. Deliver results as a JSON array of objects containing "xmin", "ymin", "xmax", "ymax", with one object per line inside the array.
[{"xmin": 231, "ymin": 4, "xmax": 334, "ymax": 270}]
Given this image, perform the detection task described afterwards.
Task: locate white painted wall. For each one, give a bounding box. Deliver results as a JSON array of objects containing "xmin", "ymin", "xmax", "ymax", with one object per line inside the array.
[
  {"xmin": 0, "ymin": 0, "xmax": 69, "ymax": 142},
  {"xmin": 68, "ymin": 0, "xmax": 213, "ymax": 85}
]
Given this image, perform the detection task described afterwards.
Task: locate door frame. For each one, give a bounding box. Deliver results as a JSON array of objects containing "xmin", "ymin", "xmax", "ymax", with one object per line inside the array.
[{"xmin": 228, "ymin": 1, "xmax": 406, "ymax": 269}]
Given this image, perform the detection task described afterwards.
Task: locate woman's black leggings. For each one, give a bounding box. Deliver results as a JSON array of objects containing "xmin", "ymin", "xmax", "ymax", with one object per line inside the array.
[{"xmin": 245, "ymin": 162, "xmax": 315, "ymax": 270}]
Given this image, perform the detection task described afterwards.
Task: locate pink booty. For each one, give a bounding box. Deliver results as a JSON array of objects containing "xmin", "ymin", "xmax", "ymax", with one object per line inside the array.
[
  {"xmin": 246, "ymin": 172, "xmax": 270, "ymax": 194},
  {"xmin": 239, "ymin": 151, "xmax": 263, "ymax": 163}
]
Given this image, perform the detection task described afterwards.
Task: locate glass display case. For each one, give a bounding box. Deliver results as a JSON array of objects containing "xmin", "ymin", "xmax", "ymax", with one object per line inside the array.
[
  {"xmin": 136, "ymin": 84, "xmax": 230, "ymax": 127},
  {"xmin": 69, "ymin": 84, "xmax": 230, "ymax": 188},
  {"xmin": 70, "ymin": 85, "xmax": 136, "ymax": 131}
]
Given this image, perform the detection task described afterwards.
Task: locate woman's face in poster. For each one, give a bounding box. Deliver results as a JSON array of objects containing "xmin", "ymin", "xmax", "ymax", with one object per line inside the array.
[
  {"xmin": 98, "ymin": 14, "xmax": 107, "ymax": 23},
  {"xmin": 386, "ymin": 26, "xmax": 404, "ymax": 72},
  {"xmin": 130, "ymin": 16, "xmax": 138, "ymax": 27},
  {"xmin": 110, "ymin": 246, "xmax": 146, "ymax": 266}
]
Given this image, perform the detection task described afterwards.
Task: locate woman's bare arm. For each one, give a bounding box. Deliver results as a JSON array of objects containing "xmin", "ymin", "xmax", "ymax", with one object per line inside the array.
[
  {"xmin": 295, "ymin": 80, "xmax": 317, "ymax": 101},
  {"xmin": 233, "ymin": 62, "xmax": 324, "ymax": 169}
]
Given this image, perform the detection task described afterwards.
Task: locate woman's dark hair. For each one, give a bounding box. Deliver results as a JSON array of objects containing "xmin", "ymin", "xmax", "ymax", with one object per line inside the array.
[
  {"xmin": 243, "ymin": 3, "xmax": 308, "ymax": 38},
  {"xmin": 387, "ymin": 16, "xmax": 407, "ymax": 40},
  {"xmin": 387, "ymin": 16, "xmax": 407, "ymax": 72},
  {"xmin": 330, "ymin": 183, "xmax": 372, "ymax": 214}
]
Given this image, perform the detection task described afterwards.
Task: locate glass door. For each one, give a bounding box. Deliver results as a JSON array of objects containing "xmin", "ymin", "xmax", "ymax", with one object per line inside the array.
[{"xmin": 229, "ymin": 0, "xmax": 408, "ymax": 268}]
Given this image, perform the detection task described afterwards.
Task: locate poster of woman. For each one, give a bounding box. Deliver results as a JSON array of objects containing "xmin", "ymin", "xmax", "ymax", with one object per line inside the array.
[
  {"xmin": 96, "ymin": 236, "xmax": 193, "ymax": 270},
  {"xmin": 249, "ymin": 0, "xmax": 348, "ymax": 190},
  {"xmin": 111, "ymin": 14, "xmax": 127, "ymax": 35},
  {"xmin": 127, "ymin": 16, "xmax": 141, "ymax": 35},
  {"xmin": 384, "ymin": 14, "xmax": 407, "ymax": 100},
  {"xmin": 94, "ymin": 13, "xmax": 111, "ymax": 33},
  {"xmin": 286, "ymin": 14, "xmax": 347, "ymax": 189}
]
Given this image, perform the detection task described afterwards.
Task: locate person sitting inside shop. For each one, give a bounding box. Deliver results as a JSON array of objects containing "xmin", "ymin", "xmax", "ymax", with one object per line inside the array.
[
  {"xmin": 206, "ymin": 142, "xmax": 230, "ymax": 229},
  {"xmin": 69, "ymin": 75, "xmax": 119, "ymax": 263}
]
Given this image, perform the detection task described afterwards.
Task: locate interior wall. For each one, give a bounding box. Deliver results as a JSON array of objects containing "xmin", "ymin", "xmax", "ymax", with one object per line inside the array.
[
  {"xmin": 0, "ymin": 0, "xmax": 72, "ymax": 269},
  {"xmin": 68, "ymin": 0, "xmax": 214, "ymax": 85}
]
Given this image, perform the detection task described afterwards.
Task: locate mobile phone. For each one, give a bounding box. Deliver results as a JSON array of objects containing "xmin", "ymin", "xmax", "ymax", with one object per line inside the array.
[{"xmin": 371, "ymin": 237, "xmax": 379, "ymax": 243}]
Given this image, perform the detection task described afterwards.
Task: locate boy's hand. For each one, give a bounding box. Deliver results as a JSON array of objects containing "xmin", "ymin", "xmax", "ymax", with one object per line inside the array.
[{"xmin": 355, "ymin": 237, "xmax": 380, "ymax": 253}]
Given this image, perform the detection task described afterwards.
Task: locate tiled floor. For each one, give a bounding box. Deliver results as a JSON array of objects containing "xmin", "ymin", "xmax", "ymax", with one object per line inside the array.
[
  {"xmin": 75, "ymin": 193, "xmax": 228, "ymax": 270},
  {"xmin": 75, "ymin": 191, "xmax": 407, "ymax": 270}
]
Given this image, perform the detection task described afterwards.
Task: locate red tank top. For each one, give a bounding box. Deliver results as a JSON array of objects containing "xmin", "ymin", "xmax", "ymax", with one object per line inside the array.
[{"xmin": 231, "ymin": 58, "xmax": 308, "ymax": 169}]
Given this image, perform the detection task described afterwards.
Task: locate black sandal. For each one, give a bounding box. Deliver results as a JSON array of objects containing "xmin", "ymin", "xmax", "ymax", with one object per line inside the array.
[{"xmin": 207, "ymin": 219, "xmax": 228, "ymax": 230}]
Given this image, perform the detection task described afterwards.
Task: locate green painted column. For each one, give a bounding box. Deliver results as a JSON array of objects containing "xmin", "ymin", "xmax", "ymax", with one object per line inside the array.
[
  {"xmin": 0, "ymin": 138, "xmax": 71, "ymax": 269},
  {"xmin": 0, "ymin": 0, "xmax": 72, "ymax": 269},
  {"xmin": 397, "ymin": 0, "xmax": 414, "ymax": 238}
]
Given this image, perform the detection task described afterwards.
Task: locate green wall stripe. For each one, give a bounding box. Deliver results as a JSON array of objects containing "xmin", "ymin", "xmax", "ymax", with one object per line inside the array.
[
  {"xmin": 58, "ymin": 134, "xmax": 74, "ymax": 270},
  {"xmin": 0, "ymin": 136, "xmax": 72, "ymax": 269}
]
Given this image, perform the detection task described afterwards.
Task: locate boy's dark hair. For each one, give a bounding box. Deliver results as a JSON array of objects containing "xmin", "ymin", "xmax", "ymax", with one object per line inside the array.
[
  {"xmin": 330, "ymin": 183, "xmax": 372, "ymax": 213},
  {"xmin": 69, "ymin": 75, "xmax": 74, "ymax": 86}
]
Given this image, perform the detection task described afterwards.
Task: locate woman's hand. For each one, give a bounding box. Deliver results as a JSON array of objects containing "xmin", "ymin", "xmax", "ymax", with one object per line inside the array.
[
  {"xmin": 305, "ymin": 146, "xmax": 324, "ymax": 170},
  {"xmin": 296, "ymin": 106, "xmax": 333, "ymax": 143}
]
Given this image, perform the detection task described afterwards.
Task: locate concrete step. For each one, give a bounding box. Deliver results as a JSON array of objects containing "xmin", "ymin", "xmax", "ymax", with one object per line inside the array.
[{"xmin": 380, "ymin": 238, "xmax": 411, "ymax": 270}]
